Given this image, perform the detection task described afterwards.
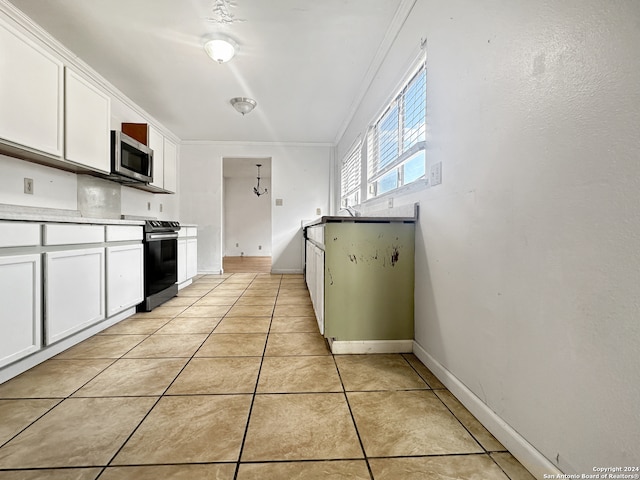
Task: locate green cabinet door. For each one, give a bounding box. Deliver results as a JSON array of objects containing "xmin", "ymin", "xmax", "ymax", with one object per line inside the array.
[{"xmin": 323, "ymin": 222, "xmax": 414, "ymax": 342}]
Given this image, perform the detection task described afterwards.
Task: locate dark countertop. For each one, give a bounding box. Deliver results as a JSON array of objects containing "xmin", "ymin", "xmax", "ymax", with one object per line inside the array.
[{"xmin": 304, "ymin": 215, "xmax": 417, "ymax": 228}]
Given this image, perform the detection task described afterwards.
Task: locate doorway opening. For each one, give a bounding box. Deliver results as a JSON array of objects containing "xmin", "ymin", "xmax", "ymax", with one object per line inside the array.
[{"xmin": 222, "ymin": 157, "xmax": 272, "ymax": 273}]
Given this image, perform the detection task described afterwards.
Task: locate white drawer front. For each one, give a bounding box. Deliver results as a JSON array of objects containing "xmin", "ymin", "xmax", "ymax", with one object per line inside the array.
[
  {"xmin": 185, "ymin": 227, "xmax": 197, "ymax": 237},
  {"xmin": 307, "ymin": 226, "xmax": 324, "ymax": 244},
  {"xmin": 43, "ymin": 224, "xmax": 105, "ymax": 245},
  {"xmin": 105, "ymin": 225, "xmax": 143, "ymax": 242},
  {"xmin": 0, "ymin": 222, "xmax": 41, "ymax": 247}
]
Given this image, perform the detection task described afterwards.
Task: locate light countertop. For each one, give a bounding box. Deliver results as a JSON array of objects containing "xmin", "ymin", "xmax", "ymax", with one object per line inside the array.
[{"xmin": 0, "ymin": 204, "xmax": 144, "ymax": 225}]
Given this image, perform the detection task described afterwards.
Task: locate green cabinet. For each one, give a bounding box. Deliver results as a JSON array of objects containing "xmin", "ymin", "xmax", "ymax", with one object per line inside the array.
[{"xmin": 305, "ymin": 219, "xmax": 415, "ymax": 354}]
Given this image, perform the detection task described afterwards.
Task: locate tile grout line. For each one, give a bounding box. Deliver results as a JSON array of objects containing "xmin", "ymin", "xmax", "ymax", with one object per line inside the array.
[
  {"xmin": 331, "ymin": 348, "xmax": 375, "ymax": 479},
  {"xmin": 96, "ymin": 273, "xmax": 250, "ymax": 478},
  {"xmin": 232, "ymin": 274, "xmax": 281, "ymax": 480},
  {"xmin": 0, "ymin": 397, "xmax": 66, "ymax": 453},
  {"xmin": 401, "ymin": 352, "xmax": 511, "ymax": 459},
  {"xmin": 0, "ymin": 299, "xmax": 188, "ymax": 466}
]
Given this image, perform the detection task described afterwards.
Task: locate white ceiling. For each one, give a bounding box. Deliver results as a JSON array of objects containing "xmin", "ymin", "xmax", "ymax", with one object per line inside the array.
[{"xmin": 8, "ymin": 0, "xmax": 406, "ymax": 144}]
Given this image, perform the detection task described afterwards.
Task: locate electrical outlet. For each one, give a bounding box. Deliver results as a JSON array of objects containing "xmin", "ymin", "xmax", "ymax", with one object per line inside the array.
[
  {"xmin": 275, "ymin": 198, "xmax": 283, "ymax": 206},
  {"xmin": 24, "ymin": 178, "xmax": 33, "ymax": 194},
  {"xmin": 159, "ymin": 203, "xmax": 163, "ymax": 213},
  {"xmin": 430, "ymin": 162, "xmax": 442, "ymax": 186},
  {"xmin": 388, "ymin": 198, "xmax": 394, "ymax": 208},
  {"xmin": 236, "ymin": 243, "xmax": 239, "ymax": 247},
  {"xmin": 258, "ymin": 245, "xmax": 262, "ymax": 250},
  {"xmin": 316, "ymin": 208, "xmax": 322, "ymax": 215},
  {"xmin": 147, "ymin": 202, "xmax": 151, "ymax": 211}
]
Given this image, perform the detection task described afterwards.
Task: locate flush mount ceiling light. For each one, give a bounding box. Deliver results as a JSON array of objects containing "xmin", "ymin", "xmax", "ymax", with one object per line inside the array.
[
  {"xmin": 230, "ymin": 97, "xmax": 257, "ymax": 115},
  {"xmin": 204, "ymin": 34, "xmax": 238, "ymax": 63}
]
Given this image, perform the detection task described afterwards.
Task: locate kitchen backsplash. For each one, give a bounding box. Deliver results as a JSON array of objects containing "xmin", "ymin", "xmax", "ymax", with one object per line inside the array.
[{"xmin": 77, "ymin": 174, "xmax": 122, "ymax": 220}]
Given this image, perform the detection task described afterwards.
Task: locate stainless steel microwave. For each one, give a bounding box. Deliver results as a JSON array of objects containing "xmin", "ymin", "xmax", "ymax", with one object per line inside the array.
[{"xmin": 110, "ymin": 130, "xmax": 153, "ymax": 183}]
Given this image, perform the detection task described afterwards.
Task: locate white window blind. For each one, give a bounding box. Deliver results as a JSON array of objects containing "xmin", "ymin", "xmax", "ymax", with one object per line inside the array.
[
  {"xmin": 367, "ymin": 64, "xmax": 426, "ymax": 195},
  {"xmin": 340, "ymin": 141, "xmax": 361, "ymax": 207}
]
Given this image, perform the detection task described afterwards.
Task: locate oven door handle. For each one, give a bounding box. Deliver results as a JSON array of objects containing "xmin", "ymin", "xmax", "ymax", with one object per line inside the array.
[{"xmin": 146, "ymin": 232, "xmax": 179, "ymax": 241}]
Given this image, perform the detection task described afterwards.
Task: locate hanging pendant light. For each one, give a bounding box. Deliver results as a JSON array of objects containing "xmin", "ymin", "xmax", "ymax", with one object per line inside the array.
[{"xmin": 253, "ymin": 164, "xmax": 268, "ymax": 197}]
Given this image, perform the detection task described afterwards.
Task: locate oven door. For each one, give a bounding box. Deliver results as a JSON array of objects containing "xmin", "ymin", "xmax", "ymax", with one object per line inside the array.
[{"xmin": 144, "ymin": 232, "xmax": 178, "ymax": 298}]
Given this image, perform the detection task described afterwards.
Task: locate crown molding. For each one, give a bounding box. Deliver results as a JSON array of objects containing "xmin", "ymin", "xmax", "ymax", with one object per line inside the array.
[
  {"xmin": 332, "ymin": 0, "xmax": 418, "ymax": 146},
  {"xmin": 180, "ymin": 140, "xmax": 334, "ymax": 148}
]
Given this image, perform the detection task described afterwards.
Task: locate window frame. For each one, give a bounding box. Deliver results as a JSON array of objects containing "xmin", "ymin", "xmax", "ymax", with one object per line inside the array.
[
  {"xmin": 366, "ymin": 62, "xmax": 427, "ymax": 200},
  {"xmin": 339, "ymin": 139, "xmax": 362, "ymax": 208}
]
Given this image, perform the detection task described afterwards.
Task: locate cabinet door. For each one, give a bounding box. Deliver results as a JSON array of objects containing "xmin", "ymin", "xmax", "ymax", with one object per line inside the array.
[
  {"xmin": 0, "ymin": 254, "xmax": 42, "ymax": 368},
  {"xmin": 0, "ymin": 18, "xmax": 63, "ymax": 156},
  {"xmin": 177, "ymin": 239, "xmax": 187, "ymax": 283},
  {"xmin": 186, "ymin": 238, "xmax": 198, "ymax": 279},
  {"xmin": 64, "ymin": 68, "xmax": 111, "ymax": 173},
  {"xmin": 45, "ymin": 247, "xmax": 105, "ymax": 344},
  {"xmin": 163, "ymin": 137, "xmax": 177, "ymax": 193},
  {"xmin": 305, "ymin": 241, "xmax": 316, "ymax": 301},
  {"xmin": 315, "ymin": 246, "xmax": 324, "ymax": 334},
  {"xmin": 106, "ymin": 244, "xmax": 143, "ymax": 317},
  {"xmin": 148, "ymin": 126, "xmax": 164, "ymax": 189}
]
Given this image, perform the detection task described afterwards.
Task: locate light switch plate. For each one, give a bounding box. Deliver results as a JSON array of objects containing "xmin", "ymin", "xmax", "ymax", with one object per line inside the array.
[
  {"xmin": 24, "ymin": 178, "xmax": 33, "ymax": 194},
  {"xmin": 275, "ymin": 198, "xmax": 283, "ymax": 206},
  {"xmin": 430, "ymin": 162, "xmax": 442, "ymax": 186}
]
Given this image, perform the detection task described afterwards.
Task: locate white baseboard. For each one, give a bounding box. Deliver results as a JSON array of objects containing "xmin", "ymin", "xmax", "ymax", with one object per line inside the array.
[
  {"xmin": 331, "ymin": 339, "xmax": 413, "ymax": 354},
  {"xmin": 177, "ymin": 278, "xmax": 193, "ymax": 290},
  {"xmin": 412, "ymin": 341, "xmax": 561, "ymax": 480},
  {"xmin": 0, "ymin": 307, "xmax": 135, "ymax": 385}
]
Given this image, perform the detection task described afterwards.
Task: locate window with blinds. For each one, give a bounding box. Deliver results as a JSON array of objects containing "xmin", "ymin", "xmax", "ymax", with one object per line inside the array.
[
  {"xmin": 367, "ymin": 64, "xmax": 426, "ymax": 197},
  {"xmin": 340, "ymin": 141, "xmax": 361, "ymax": 207}
]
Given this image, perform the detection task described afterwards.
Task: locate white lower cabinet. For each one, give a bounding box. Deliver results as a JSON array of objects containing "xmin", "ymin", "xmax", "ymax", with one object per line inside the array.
[
  {"xmin": 314, "ymin": 245, "xmax": 324, "ymax": 334},
  {"xmin": 177, "ymin": 238, "xmax": 198, "ymax": 284},
  {"xmin": 45, "ymin": 247, "xmax": 105, "ymax": 345},
  {"xmin": 0, "ymin": 254, "xmax": 42, "ymax": 368},
  {"xmin": 186, "ymin": 238, "xmax": 198, "ymax": 279},
  {"xmin": 178, "ymin": 227, "xmax": 198, "ymax": 285},
  {"xmin": 177, "ymin": 239, "xmax": 187, "ymax": 284},
  {"xmin": 305, "ymin": 241, "xmax": 324, "ymax": 334},
  {"xmin": 106, "ymin": 244, "xmax": 143, "ymax": 317}
]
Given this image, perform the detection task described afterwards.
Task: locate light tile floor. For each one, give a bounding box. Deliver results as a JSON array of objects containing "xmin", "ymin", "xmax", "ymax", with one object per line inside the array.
[{"xmin": 0, "ymin": 273, "xmax": 536, "ymax": 479}]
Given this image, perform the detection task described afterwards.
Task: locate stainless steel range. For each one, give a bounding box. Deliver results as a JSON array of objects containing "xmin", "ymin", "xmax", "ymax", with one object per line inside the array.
[{"xmin": 138, "ymin": 220, "xmax": 180, "ymax": 312}]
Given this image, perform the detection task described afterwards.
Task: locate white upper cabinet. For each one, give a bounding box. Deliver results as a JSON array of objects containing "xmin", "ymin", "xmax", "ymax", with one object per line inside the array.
[
  {"xmin": 163, "ymin": 137, "xmax": 177, "ymax": 193},
  {"xmin": 64, "ymin": 68, "xmax": 111, "ymax": 173},
  {"xmin": 0, "ymin": 17, "xmax": 63, "ymax": 157},
  {"xmin": 148, "ymin": 125, "xmax": 165, "ymax": 190},
  {"xmin": 146, "ymin": 125, "xmax": 177, "ymax": 194}
]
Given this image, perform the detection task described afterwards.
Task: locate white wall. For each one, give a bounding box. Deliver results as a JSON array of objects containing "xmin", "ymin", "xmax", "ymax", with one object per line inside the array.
[
  {"xmin": 337, "ymin": 0, "xmax": 640, "ymax": 476},
  {"xmin": 224, "ymin": 175, "xmax": 272, "ymax": 256},
  {"xmin": 180, "ymin": 142, "xmax": 331, "ymax": 274},
  {"xmin": 0, "ymin": 154, "xmax": 77, "ymax": 210}
]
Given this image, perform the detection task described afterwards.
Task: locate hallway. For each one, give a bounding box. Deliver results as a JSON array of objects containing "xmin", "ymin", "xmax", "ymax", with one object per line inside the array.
[{"xmin": 0, "ymin": 273, "xmax": 534, "ymax": 479}]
